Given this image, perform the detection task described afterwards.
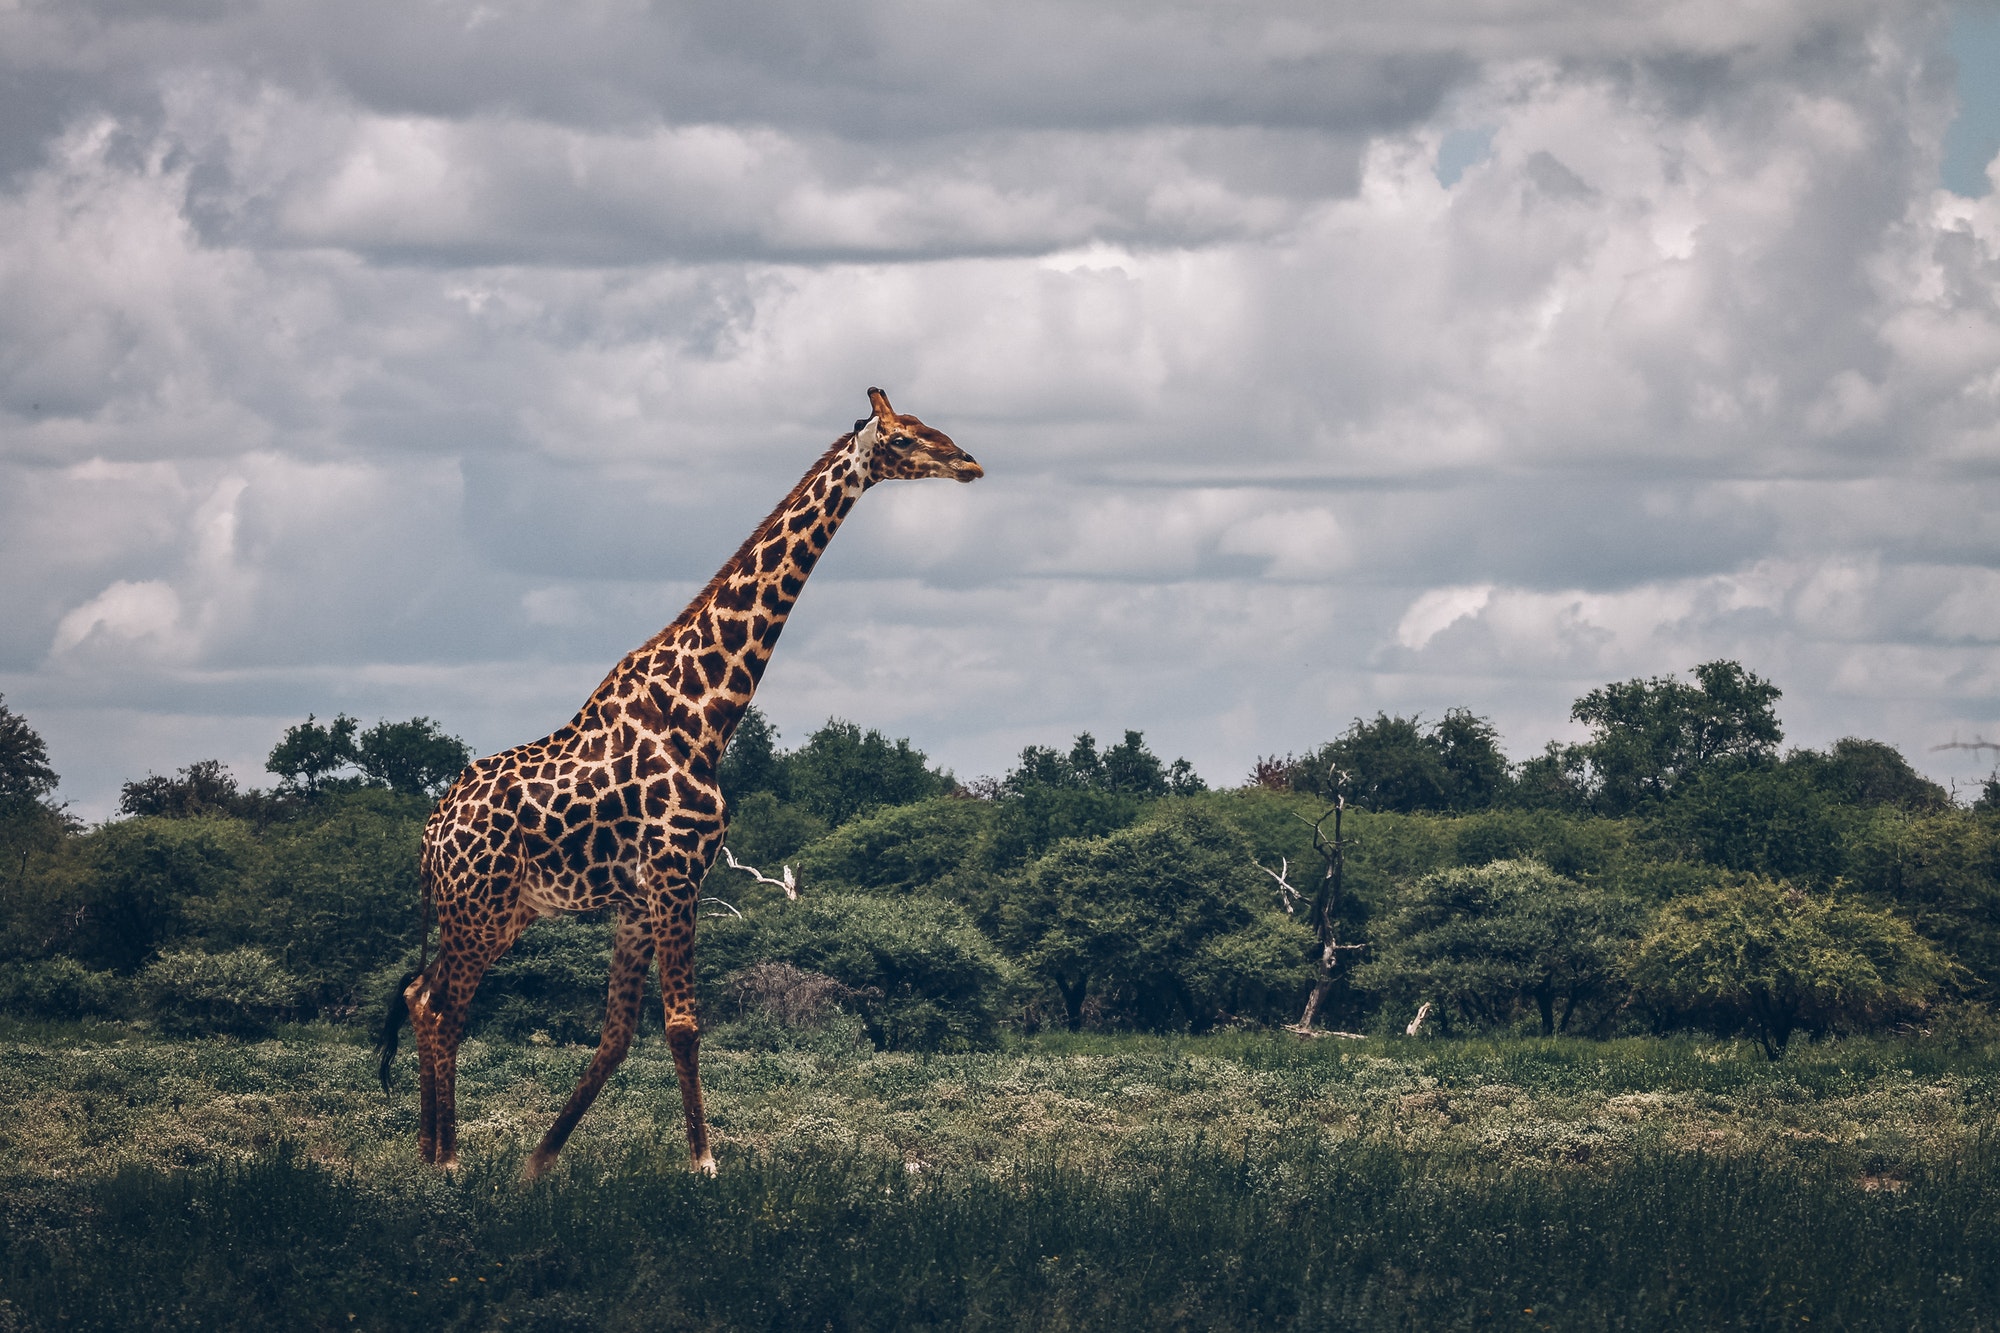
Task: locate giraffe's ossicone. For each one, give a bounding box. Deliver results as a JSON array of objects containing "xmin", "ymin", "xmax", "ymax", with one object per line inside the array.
[{"xmin": 376, "ymin": 388, "xmax": 981, "ymax": 1176}]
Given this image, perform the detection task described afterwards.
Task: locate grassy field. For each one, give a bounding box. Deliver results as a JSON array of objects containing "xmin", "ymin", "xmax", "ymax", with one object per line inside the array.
[{"xmin": 2, "ymin": 1021, "xmax": 1997, "ymax": 1330}]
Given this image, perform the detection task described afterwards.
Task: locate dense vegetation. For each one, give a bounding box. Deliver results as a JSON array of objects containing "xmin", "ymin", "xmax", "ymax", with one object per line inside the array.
[
  {"xmin": 2, "ymin": 660, "xmax": 1997, "ymax": 1057},
  {"xmin": 4, "ymin": 668, "xmax": 2000, "ymax": 1327},
  {"xmin": 2, "ymin": 1025, "xmax": 1998, "ymax": 1329}
]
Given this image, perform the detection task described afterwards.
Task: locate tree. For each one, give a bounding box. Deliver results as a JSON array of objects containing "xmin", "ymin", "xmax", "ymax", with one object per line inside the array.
[
  {"xmin": 1789, "ymin": 738, "xmax": 1950, "ymax": 813},
  {"xmin": 1626, "ymin": 879, "xmax": 1951, "ymax": 1059},
  {"xmin": 1565, "ymin": 661, "xmax": 1783, "ymax": 814},
  {"xmin": 999, "ymin": 807, "xmax": 1314, "ymax": 1032},
  {"xmin": 119, "ymin": 760, "xmax": 247, "ymax": 819},
  {"xmin": 0, "ymin": 695, "xmax": 58, "ymax": 813},
  {"xmin": 1291, "ymin": 709, "xmax": 1508, "ymax": 813},
  {"xmin": 266, "ymin": 713, "xmax": 360, "ymax": 796},
  {"xmin": 0, "ymin": 695, "xmax": 67, "ymax": 886},
  {"xmin": 1003, "ymin": 730, "xmax": 1205, "ymax": 798},
  {"xmin": 1258, "ymin": 775, "xmax": 1367, "ymax": 1034},
  {"xmin": 1434, "ymin": 708, "xmax": 1511, "ymax": 809},
  {"xmin": 1667, "ymin": 765, "xmax": 1850, "ymax": 886},
  {"xmin": 718, "ymin": 705, "xmax": 789, "ymax": 802},
  {"xmin": 786, "ymin": 718, "xmax": 955, "ymax": 826},
  {"xmin": 355, "ymin": 717, "xmax": 472, "ymax": 798},
  {"xmin": 1355, "ymin": 860, "xmax": 1643, "ymax": 1036}
]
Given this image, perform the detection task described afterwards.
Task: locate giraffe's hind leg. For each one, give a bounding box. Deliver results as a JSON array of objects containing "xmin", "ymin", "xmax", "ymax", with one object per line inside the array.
[
  {"xmin": 413, "ymin": 912, "xmax": 528, "ymax": 1169},
  {"xmin": 405, "ymin": 970, "xmax": 442, "ymax": 1163},
  {"xmin": 528, "ymin": 906, "xmax": 655, "ymax": 1179}
]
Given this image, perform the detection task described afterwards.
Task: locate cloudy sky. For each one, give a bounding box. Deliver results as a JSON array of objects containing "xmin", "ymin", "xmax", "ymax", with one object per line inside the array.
[{"xmin": 5, "ymin": 0, "xmax": 2000, "ymax": 818}]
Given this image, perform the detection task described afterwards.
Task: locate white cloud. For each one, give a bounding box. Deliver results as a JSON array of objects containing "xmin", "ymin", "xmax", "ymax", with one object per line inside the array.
[
  {"xmin": 1397, "ymin": 585, "xmax": 1495, "ymax": 650},
  {"xmin": 52, "ymin": 580, "xmax": 185, "ymax": 658},
  {"xmin": 5, "ymin": 0, "xmax": 2000, "ymax": 817}
]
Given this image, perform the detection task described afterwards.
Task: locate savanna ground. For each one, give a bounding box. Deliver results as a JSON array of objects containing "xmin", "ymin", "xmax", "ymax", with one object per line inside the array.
[{"xmin": 2, "ymin": 1020, "xmax": 1997, "ymax": 1331}]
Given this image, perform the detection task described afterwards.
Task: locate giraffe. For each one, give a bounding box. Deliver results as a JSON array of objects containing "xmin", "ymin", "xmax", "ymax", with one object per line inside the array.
[{"xmin": 375, "ymin": 388, "xmax": 981, "ymax": 1176}]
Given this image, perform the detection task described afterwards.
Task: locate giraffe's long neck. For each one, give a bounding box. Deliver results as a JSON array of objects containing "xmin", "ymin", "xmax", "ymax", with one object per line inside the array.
[{"xmin": 577, "ymin": 427, "xmax": 874, "ymax": 778}]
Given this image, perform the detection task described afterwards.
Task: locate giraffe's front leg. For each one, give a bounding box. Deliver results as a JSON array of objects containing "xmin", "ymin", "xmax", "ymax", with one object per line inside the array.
[{"xmin": 654, "ymin": 888, "xmax": 715, "ymax": 1174}]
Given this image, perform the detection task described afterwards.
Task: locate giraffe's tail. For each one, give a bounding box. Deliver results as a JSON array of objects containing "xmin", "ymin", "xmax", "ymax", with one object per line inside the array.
[{"xmin": 375, "ymin": 969, "xmax": 420, "ymax": 1096}]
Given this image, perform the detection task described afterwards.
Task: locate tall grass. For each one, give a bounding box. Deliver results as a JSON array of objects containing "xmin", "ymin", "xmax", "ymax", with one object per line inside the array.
[{"xmin": 5, "ymin": 1134, "xmax": 1996, "ymax": 1331}]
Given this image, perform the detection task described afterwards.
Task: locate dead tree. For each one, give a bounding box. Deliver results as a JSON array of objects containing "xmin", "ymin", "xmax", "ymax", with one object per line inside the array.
[{"xmin": 1259, "ymin": 768, "xmax": 1366, "ymax": 1036}]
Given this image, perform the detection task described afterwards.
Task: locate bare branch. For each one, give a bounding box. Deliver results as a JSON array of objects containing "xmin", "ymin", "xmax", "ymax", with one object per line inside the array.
[
  {"xmin": 1256, "ymin": 856, "xmax": 1303, "ymax": 913},
  {"xmin": 1405, "ymin": 1001, "xmax": 1432, "ymax": 1037},
  {"xmin": 1933, "ymin": 736, "xmax": 2000, "ymax": 754},
  {"xmin": 721, "ymin": 845, "xmax": 798, "ymax": 900}
]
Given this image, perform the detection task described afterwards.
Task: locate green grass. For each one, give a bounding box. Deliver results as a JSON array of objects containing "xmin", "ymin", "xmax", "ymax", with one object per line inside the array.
[{"xmin": 1, "ymin": 1024, "xmax": 1997, "ymax": 1329}]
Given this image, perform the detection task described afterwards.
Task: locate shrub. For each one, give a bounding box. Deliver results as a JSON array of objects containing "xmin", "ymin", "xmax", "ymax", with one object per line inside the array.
[
  {"xmin": 252, "ymin": 796, "xmax": 427, "ymax": 1017},
  {"xmin": 1626, "ymin": 879, "xmax": 1953, "ymax": 1059},
  {"xmin": 74, "ymin": 818, "xmax": 258, "ymax": 972},
  {"xmin": 791, "ymin": 797, "xmax": 991, "ymax": 897},
  {"xmin": 701, "ymin": 893, "xmax": 1012, "ymax": 1051},
  {"xmin": 141, "ymin": 947, "xmax": 302, "ymax": 1036},
  {"xmin": 721, "ymin": 962, "xmax": 866, "ymax": 1027},
  {"xmin": 1664, "ymin": 765, "xmax": 1852, "ymax": 885},
  {"xmin": 1840, "ymin": 810, "xmax": 2000, "ymax": 1005},
  {"xmin": 477, "ymin": 914, "xmax": 615, "ymax": 1044},
  {"xmin": 0, "ymin": 957, "xmax": 129, "ymax": 1019},
  {"xmin": 1355, "ymin": 860, "xmax": 1643, "ymax": 1036},
  {"xmin": 998, "ymin": 806, "xmax": 1315, "ymax": 1033},
  {"xmin": 716, "ymin": 790, "xmax": 828, "ymax": 877}
]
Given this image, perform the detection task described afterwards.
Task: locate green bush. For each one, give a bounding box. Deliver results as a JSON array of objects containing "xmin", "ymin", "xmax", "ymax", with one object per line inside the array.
[
  {"xmin": 998, "ymin": 805, "xmax": 1315, "ymax": 1033},
  {"xmin": 979, "ymin": 786, "xmax": 1148, "ymax": 872},
  {"xmin": 701, "ymin": 893, "xmax": 1012, "ymax": 1051},
  {"xmin": 74, "ymin": 818, "xmax": 257, "ymax": 972},
  {"xmin": 1627, "ymin": 878, "xmax": 1953, "ymax": 1058},
  {"xmin": 477, "ymin": 914, "xmax": 616, "ymax": 1044},
  {"xmin": 1355, "ymin": 859, "xmax": 1644, "ymax": 1036},
  {"xmin": 791, "ymin": 796, "xmax": 991, "ymax": 897},
  {"xmin": 716, "ymin": 790, "xmax": 829, "ymax": 875},
  {"xmin": 140, "ymin": 947, "xmax": 302, "ymax": 1036},
  {"xmin": 251, "ymin": 794, "xmax": 427, "ymax": 1017},
  {"xmin": 1840, "ymin": 809, "xmax": 2000, "ymax": 1003},
  {"xmin": 0, "ymin": 957, "xmax": 129, "ymax": 1019},
  {"xmin": 1664, "ymin": 765, "xmax": 1853, "ymax": 885}
]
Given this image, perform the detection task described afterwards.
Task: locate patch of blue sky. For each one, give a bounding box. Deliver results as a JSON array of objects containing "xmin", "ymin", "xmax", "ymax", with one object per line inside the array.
[
  {"xmin": 1943, "ymin": 3, "xmax": 2000, "ymax": 197},
  {"xmin": 1435, "ymin": 126, "xmax": 1494, "ymax": 188}
]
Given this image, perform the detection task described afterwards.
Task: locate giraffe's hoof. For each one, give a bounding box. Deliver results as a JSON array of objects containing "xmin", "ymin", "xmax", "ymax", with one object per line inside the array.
[
  {"xmin": 525, "ymin": 1150, "xmax": 557, "ymax": 1181},
  {"xmin": 692, "ymin": 1154, "xmax": 717, "ymax": 1177},
  {"xmin": 437, "ymin": 1153, "xmax": 461, "ymax": 1172}
]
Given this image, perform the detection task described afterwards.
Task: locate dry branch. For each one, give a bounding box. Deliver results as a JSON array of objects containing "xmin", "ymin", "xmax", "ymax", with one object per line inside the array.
[{"xmin": 720, "ymin": 845, "xmax": 798, "ymax": 900}]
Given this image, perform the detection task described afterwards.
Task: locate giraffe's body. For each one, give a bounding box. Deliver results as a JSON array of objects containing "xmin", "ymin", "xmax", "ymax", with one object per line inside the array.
[{"xmin": 389, "ymin": 389, "xmax": 980, "ymax": 1175}]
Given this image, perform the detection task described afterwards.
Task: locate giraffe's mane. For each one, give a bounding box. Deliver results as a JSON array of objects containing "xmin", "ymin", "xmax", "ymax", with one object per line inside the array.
[{"xmin": 651, "ymin": 430, "xmax": 861, "ymax": 642}]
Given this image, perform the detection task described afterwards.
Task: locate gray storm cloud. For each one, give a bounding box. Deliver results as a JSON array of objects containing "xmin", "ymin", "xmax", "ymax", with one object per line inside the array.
[{"xmin": 2, "ymin": 0, "xmax": 1998, "ymax": 817}]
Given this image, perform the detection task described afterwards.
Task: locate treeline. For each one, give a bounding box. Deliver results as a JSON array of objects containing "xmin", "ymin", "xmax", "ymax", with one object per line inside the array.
[{"xmin": 1, "ymin": 663, "xmax": 1996, "ymax": 1059}]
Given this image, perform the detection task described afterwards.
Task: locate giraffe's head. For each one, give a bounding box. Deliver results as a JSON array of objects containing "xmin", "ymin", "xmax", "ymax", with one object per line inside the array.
[{"xmin": 854, "ymin": 387, "xmax": 983, "ymax": 485}]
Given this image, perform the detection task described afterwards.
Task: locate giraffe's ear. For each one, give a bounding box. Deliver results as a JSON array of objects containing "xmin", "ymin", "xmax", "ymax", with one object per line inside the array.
[{"xmin": 867, "ymin": 387, "xmax": 896, "ymax": 421}]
